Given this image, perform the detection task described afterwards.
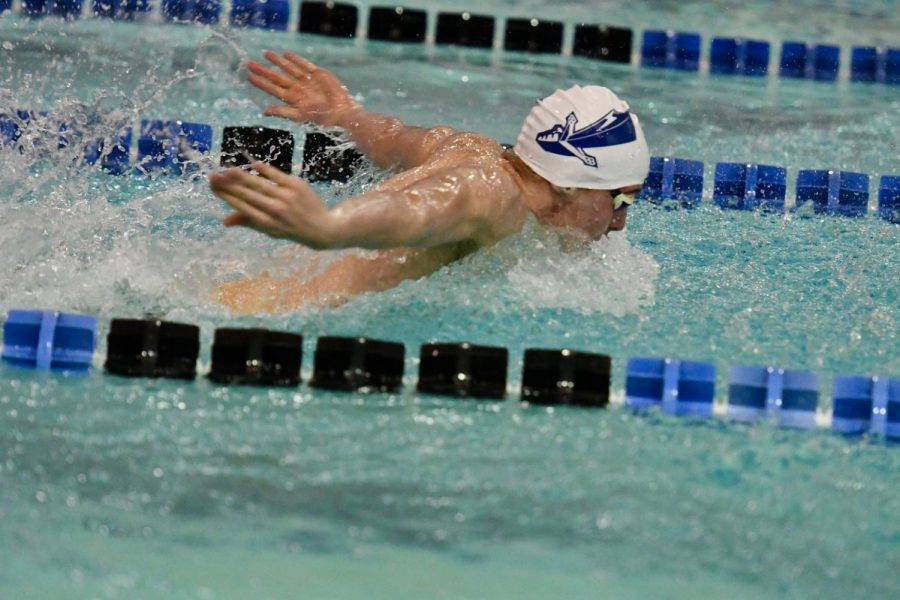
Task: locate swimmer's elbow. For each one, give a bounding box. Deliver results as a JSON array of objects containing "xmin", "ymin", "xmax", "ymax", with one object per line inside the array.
[{"xmin": 424, "ymin": 126, "xmax": 457, "ymax": 144}]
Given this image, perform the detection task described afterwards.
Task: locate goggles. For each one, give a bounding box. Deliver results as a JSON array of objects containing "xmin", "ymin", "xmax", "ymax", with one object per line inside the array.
[{"xmin": 611, "ymin": 189, "xmax": 638, "ymax": 212}]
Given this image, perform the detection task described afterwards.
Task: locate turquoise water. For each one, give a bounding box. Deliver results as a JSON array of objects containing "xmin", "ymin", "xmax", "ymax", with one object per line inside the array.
[{"xmin": 1, "ymin": 2, "xmax": 899, "ymax": 598}]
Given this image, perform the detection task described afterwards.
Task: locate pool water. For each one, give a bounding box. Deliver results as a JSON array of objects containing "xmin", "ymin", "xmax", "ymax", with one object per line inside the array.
[{"xmin": 1, "ymin": 2, "xmax": 899, "ymax": 598}]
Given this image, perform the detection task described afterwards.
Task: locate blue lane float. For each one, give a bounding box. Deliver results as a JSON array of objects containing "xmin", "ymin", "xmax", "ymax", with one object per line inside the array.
[
  {"xmin": 795, "ymin": 169, "xmax": 869, "ymax": 217},
  {"xmin": 0, "ymin": 109, "xmax": 34, "ymax": 146},
  {"xmin": 4, "ymin": 105, "xmax": 897, "ymax": 225},
  {"xmin": 832, "ymin": 375, "xmax": 900, "ymax": 439},
  {"xmin": 832, "ymin": 375, "xmax": 876, "ymax": 434},
  {"xmin": 47, "ymin": 0, "xmax": 83, "ymax": 19},
  {"xmin": 780, "ymin": 42, "xmax": 840, "ymax": 81},
  {"xmin": 137, "ymin": 119, "xmax": 213, "ymax": 174},
  {"xmin": 641, "ymin": 30, "xmax": 701, "ymax": 71},
  {"xmin": 850, "ymin": 46, "xmax": 900, "ymax": 84},
  {"xmin": 713, "ymin": 162, "xmax": 787, "ymax": 211},
  {"xmin": 888, "ymin": 381, "xmax": 900, "ymax": 441},
  {"xmin": 879, "ymin": 176, "xmax": 900, "ymax": 224},
  {"xmin": 83, "ymin": 125, "xmax": 132, "ymax": 174},
  {"xmin": 231, "ymin": 0, "xmax": 289, "ymax": 30},
  {"xmin": 624, "ymin": 357, "xmax": 716, "ymax": 417},
  {"xmin": 773, "ymin": 370, "xmax": 819, "ymax": 429},
  {"xmin": 710, "ymin": 38, "xmax": 770, "ymax": 76},
  {"xmin": 727, "ymin": 367, "xmax": 819, "ymax": 429},
  {"xmin": 93, "ymin": 0, "xmax": 152, "ymax": 20},
  {"xmin": 889, "ymin": 49, "xmax": 900, "ymax": 85},
  {"xmin": 4, "ymin": 109, "xmax": 75, "ymax": 156},
  {"xmin": 728, "ymin": 366, "xmax": 771, "ymax": 421},
  {"xmin": 22, "ymin": 0, "xmax": 47, "ymax": 16},
  {"xmin": 640, "ymin": 156, "xmax": 704, "ymax": 206},
  {"xmin": 0, "ymin": 114, "xmax": 19, "ymax": 146},
  {"xmin": 162, "ymin": 0, "xmax": 221, "ymax": 25},
  {"xmin": 2, "ymin": 310, "xmax": 97, "ymax": 372}
]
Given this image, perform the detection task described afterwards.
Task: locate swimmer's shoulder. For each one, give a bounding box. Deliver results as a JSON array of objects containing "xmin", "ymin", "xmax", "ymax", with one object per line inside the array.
[
  {"xmin": 426, "ymin": 129, "xmax": 505, "ymax": 160},
  {"xmin": 421, "ymin": 130, "xmax": 527, "ymax": 225},
  {"xmin": 461, "ymin": 158, "xmax": 531, "ymax": 243}
]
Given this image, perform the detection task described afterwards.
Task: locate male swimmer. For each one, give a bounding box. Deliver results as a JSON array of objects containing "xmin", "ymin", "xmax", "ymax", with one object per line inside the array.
[{"xmin": 210, "ymin": 51, "xmax": 650, "ymax": 313}]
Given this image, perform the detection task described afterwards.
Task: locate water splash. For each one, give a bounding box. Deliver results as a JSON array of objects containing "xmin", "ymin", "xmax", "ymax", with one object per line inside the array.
[{"xmin": 505, "ymin": 222, "xmax": 659, "ymax": 316}]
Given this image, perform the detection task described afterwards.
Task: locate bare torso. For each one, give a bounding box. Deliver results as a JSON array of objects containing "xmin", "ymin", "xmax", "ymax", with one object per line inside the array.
[{"xmin": 217, "ymin": 134, "xmax": 530, "ymax": 312}]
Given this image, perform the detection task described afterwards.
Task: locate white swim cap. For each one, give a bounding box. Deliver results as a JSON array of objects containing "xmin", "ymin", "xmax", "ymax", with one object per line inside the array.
[{"xmin": 514, "ymin": 85, "xmax": 650, "ymax": 190}]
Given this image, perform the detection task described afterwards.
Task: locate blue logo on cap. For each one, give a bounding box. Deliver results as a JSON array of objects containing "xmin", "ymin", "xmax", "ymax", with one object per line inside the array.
[{"xmin": 535, "ymin": 109, "xmax": 636, "ymax": 168}]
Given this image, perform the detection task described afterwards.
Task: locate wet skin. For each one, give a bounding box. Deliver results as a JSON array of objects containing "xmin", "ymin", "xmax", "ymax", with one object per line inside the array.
[{"xmin": 210, "ymin": 51, "xmax": 634, "ymax": 313}]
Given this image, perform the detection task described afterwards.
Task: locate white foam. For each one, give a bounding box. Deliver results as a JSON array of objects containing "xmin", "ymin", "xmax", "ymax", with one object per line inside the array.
[{"xmin": 503, "ymin": 221, "xmax": 659, "ymax": 316}]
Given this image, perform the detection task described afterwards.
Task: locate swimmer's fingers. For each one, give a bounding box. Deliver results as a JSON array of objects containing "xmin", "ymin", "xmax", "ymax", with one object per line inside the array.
[
  {"xmin": 215, "ymin": 190, "xmax": 279, "ymax": 233},
  {"xmin": 223, "ymin": 213, "xmax": 278, "ymax": 240},
  {"xmin": 221, "ymin": 169, "xmax": 302, "ymax": 207},
  {"xmin": 264, "ymin": 50, "xmax": 310, "ymax": 81},
  {"xmin": 262, "ymin": 105, "xmax": 301, "ymax": 120},
  {"xmin": 250, "ymin": 161, "xmax": 302, "ymax": 188},
  {"xmin": 213, "ymin": 165, "xmax": 301, "ymax": 201},
  {"xmin": 225, "ymin": 213, "xmax": 279, "ymax": 237},
  {"xmin": 248, "ymin": 60, "xmax": 293, "ymax": 90},
  {"xmin": 223, "ymin": 212, "xmax": 248, "ymax": 227},
  {"xmin": 212, "ymin": 171, "xmax": 284, "ymax": 210},
  {"xmin": 283, "ymin": 52, "xmax": 320, "ymax": 74},
  {"xmin": 248, "ymin": 73, "xmax": 289, "ymax": 101},
  {"xmin": 221, "ymin": 168, "xmax": 279, "ymax": 193}
]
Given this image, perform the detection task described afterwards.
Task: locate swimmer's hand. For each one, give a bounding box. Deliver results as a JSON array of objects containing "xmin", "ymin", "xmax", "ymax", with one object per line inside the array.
[
  {"xmin": 248, "ymin": 50, "xmax": 359, "ymax": 127},
  {"xmin": 210, "ymin": 161, "xmax": 337, "ymax": 250}
]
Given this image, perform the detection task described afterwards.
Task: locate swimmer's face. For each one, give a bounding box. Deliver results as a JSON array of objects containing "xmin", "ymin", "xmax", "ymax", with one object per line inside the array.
[{"xmin": 542, "ymin": 184, "xmax": 640, "ymax": 242}]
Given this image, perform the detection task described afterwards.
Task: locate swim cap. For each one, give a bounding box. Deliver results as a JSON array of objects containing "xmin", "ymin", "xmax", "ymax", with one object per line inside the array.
[{"xmin": 514, "ymin": 85, "xmax": 650, "ymax": 190}]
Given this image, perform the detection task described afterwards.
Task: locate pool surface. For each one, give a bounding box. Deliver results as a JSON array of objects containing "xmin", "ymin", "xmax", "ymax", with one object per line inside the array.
[{"xmin": 1, "ymin": 1, "xmax": 899, "ymax": 598}]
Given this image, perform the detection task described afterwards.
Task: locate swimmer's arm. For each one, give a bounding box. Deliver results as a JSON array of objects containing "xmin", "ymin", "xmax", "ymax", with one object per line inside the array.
[
  {"xmin": 248, "ymin": 51, "xmax": 456, "ymax": 169},
  {"xmin": 327, "ymin": 170, "xmax": 492, "ymax": 249},
  {"xmin": 332, "ymin": 108, "xmax": 458, "ymax": 171},
  {"xmin": 210, "ymin": 162, "xmax": 500, "ymax": 251}
]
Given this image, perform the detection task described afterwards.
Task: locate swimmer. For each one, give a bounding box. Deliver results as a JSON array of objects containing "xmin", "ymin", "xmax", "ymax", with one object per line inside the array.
[{"xmin": 210, "ymin": 50, "xmax": 650, "ymax": 313}]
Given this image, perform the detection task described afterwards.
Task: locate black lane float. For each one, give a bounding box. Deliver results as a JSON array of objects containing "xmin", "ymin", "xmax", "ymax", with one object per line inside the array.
[
  {"xmin": 367, "ymin": 5, "xmax": 427, "ymax": 44},
  {"xmin": 105, "ymin": 318, "xmax": 200, "ymax": 379},
  {"xmin": 301, "ymin": 132, "xmax": 366, "ymax": 183},
  {"xmin": 504, "ymin": 18, "xmax": 564, "ymax": 54},
  {"xmin": 521, "ymin": 348, "xmax": 611, "ymax": 407},
  {"xmin": 310, "ymin": 336, "xmax": 405, "ymax": 392},
  {"xmin": 209, "ymin": 328, "xmax": 303, "ymax": 386},
  {"xmin": 435, "ymin": 12, "xmax": 495, "ymax": 48},
  {"xmin": 220, "ymin": 125, "xmax": 295, "ymax": 174},
  {"xmin": 298, "ymin": 1, "xmax": 358, "ymax": 38},
  {"xmin": 417, "ymin": 342, "xmax": 508, "ymax": 399}
]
